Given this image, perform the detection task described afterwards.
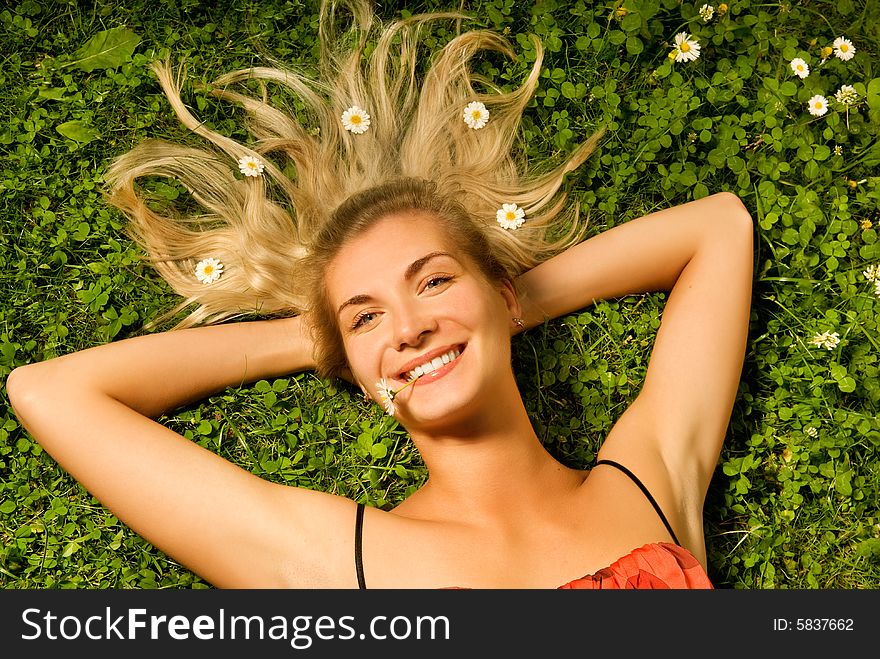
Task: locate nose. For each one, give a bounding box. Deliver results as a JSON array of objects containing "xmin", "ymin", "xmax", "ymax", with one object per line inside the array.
[{"xmin": 391, "ymin": 299, "xmax": 437, "ymax": 350}]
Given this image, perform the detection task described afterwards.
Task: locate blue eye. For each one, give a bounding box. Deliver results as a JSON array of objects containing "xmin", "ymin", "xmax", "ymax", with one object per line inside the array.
[{"xmin": 351, "ymin": 311, "xmax": 377, "ymax": 329}]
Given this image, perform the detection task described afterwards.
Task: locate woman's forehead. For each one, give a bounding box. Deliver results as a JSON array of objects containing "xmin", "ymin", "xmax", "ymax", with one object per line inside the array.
[{"xmin": 325, "ymin": 212, "xmax": 461, "ymax": 299}]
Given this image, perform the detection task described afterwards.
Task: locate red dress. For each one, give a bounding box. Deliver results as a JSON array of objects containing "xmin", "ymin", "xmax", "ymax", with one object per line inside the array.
[{"xmin": 557, "ymin": 542, "xmax": 713, "ymax": 589}]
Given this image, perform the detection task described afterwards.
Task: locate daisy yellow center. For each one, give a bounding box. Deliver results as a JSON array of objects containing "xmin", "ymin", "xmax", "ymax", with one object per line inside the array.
[
  {"xmin": 840, "ymin": 44, "xmax": 849, "ymax": 52},
  {"xmin": 247, "ymin": 162, "xmax": 256, "ymax": 169},
  {"xmin": 350, "ymin": 115, "xmax": 361, "ymax": 124},
  {"xmin": 814, "ymin": 101, "xmax": 823, "ymax": 108},
  {"xmin": 203, "ymin": 265, "xmax": 214, "ymax": 274},
  {"xmin": 472, "ymin": 110, "xmax": 482, "ymax": 120},
  {"xmin": 506, "ymin": 211, "xmax": 516, "ymax": 220},
  {"xmin": 680, "ymin": 42, "xmax": 691, "ymax": 52},
  {"xmin": 796, "ymin": 64, "xmax": 804, "ymax": 71}
]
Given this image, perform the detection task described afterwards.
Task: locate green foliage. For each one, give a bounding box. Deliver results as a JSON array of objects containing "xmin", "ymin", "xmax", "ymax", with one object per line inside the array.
[
  {"xmin": 2, "ymin": 0, "xmax": 879, "ymax": 590},
  {"xmin": 66, "ymin": 26, "xmax": 143, "ymax": 73}
]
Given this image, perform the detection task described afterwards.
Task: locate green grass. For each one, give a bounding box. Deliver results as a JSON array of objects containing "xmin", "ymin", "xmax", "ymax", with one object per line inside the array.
[{"xmin": 2, "ymin": 0, "xmax": 879, "ymax": 589}]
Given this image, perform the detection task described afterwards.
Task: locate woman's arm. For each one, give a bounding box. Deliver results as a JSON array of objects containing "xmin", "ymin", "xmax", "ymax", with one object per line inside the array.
[
  {"xmin": 515, "ymin": 192, "xmax": 754, "ymax": 555},
  {"xmin": 5, "ymin": 315, "xmax": 358, "ymax": 587},
  {"xmin": 11, "ymin": 315, "xmax": 315, "ymax": 419},
  {"xmin": 516, "ymin": 194, "xmax": 737, "ymax": 328}
]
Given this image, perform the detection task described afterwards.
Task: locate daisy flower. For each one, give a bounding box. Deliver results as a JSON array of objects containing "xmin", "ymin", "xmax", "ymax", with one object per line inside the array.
[
  {"xmin": 374, "ymin": 375, "xmax": 420, "ymax": 416},
  {"xmin": 195, "ymin": 257, "xmax": 224, "ymax": 284},
  {"xmin": 834, "ymin": 84, "xmax": 858, "ymax": 106},
  {"xmin": 341, "ymin": 105, "xmax": 371, "ymax": 134},
  {"xmin": 833, "ymin": 36, "xmax": 855, "ymax": 61},
  {"xmin": 375, "ymin": 379, "xmax": 397, "ymax": 416},
  {"xmin": 860, "ymin": 218, "xmax": 873, "ymax": 230},
  {"xmin": 672, "ymin": 32, "xmax": 701, "ymax": 63},
  {"xmin": 834, "ymin": 145, "xmax": 843, "ymax": 156},
  {"xmin": 808, "ymin": 331, "xmax": 840, "ymax": 351},
  {"xmin": 699, "ymin": 4, "xmax": 714, "ymax": 22},
  {"xmin": 864, "ymin": 264, "xmax": 880, "ymax": 283},
  {"xmin": 789, "ymin": 58, "xmax": 809, "ymax": 79},
  {"xmin": 496, "ymin": 203, "xmax": 526, "ymax": 230},
  {"xmin": 237, "ymin": 156, "xmax": 264, "ymax": 177},
  {"xmin": 807, "ymin": 95, "xmax": 828, "ymax": 116},
  {"xmin": 805, "ymin": 426, "xmax": 818, "ymax": 438},
  {"xmin": 463, "ymin": 101, "xmax": 490, "ymax": 130}
]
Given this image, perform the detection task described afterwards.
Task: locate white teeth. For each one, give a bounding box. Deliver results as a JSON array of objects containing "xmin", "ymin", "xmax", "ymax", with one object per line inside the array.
[{"xmin": 404, "ymin": 348, "xmax": 461, "ymax": 380}]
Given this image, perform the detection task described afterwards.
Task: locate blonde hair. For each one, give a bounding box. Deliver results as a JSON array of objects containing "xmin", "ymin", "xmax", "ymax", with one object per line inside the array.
[{"xmin": 104, "ymin": 0, "xmax": 602, "ymax": 361}]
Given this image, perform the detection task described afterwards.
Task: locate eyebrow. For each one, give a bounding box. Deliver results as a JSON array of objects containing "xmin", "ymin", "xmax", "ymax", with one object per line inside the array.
[{"xmin": 336, "ymin": 251, "xmax": 454, "ymax": 317}]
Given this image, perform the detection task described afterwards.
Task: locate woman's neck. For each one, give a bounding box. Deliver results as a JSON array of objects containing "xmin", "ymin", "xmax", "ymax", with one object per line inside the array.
[{"xmin": 401, "ymin": 394, "xmax": 586, "ymax": 527}]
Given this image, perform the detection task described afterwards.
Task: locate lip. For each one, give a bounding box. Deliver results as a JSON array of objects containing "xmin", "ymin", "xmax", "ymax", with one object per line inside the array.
[{"xmin": 391, "ymin": 343, "xmax": 467, "ymax": 383}]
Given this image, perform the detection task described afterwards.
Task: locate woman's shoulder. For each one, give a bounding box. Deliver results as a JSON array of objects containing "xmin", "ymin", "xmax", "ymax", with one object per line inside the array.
[{"xmin": 582, "ymin": 451, "xmax": 707, "ymax": 565}]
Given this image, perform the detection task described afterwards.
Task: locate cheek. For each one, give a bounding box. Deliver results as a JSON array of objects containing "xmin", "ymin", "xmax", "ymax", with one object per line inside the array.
[
  {"xmin": 449, "ymin": 279, "xmax": 496, "ymax": 316},
  {"xmin": 343, "ymin": 335, "xmax": 383, "ymax": 386},
  {"xmin": 466, "ymin": 284, "xmax": 509, "ymax": 328}
]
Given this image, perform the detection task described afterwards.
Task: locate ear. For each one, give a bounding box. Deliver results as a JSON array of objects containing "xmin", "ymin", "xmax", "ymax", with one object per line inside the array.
[{"xmin": 497, "ymin": 278, "xmax": 523, "ymax": 323}]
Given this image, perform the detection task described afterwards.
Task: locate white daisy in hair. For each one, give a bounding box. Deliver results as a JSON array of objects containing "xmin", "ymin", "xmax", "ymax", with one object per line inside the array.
[
  {"xmin": 463, "ymin": 101, "xmax": 489, "ymax": 129},
  {"xmin": 238, "ymin": 155, "xmax": 265, "ymax": 177},
  {"xmin": 496, "ymin": 203, "xmax": 525, "ymax": 230},
  {"xmin": 195, "ymin": 258, "xmax": 224, "ymax": 284},
  {"xmin": 341, "ymin": 106, "xmax": 371, "ymax": 134}
]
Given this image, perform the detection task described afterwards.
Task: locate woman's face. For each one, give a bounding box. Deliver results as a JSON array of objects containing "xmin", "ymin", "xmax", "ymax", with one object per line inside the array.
[{"xmin": 325, "ymin": 210, "xmax": 520, "ymax": 429}]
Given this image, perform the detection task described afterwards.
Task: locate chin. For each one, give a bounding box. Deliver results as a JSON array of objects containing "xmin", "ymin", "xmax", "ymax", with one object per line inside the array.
[{"xmin": 398, "ymin": 378, "xmax": 493, "ymax": 433}]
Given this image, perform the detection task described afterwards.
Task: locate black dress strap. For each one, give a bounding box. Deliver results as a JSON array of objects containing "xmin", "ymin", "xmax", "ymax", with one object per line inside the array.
[
  {"xmin": 355, "ymin": 501, "xmax": 367, "ymax": 589},
  {"xmin": 594, "ymin": 459, "xmax": 681, "ymax": 546}
]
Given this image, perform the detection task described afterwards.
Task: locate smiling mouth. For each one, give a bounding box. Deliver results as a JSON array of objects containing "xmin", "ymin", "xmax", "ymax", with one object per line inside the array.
[{"xmin": 397, "ymin": 345, "xmax": 465, "ymax": 382}]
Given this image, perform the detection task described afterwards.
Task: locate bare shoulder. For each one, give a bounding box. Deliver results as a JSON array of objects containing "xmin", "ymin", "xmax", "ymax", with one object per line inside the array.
[
  {"xmin": 262, "ymin": 485, "xmax": 439, "ymax": 589},
  {"xmin": 589, "ymin": 194, "xmax": 752, "ymax": 554},
  {"xmin": 250, "ymin": 484, "xmax": 367, "ymax": 588}
]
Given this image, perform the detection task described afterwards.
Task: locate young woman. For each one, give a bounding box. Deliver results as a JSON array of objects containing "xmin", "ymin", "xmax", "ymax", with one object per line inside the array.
[{"xmin": 6, "ymin": 0, "xmax": 754, "ymax": 588}]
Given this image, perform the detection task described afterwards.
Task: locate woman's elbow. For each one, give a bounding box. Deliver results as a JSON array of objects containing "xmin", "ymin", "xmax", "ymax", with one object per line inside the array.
[
  {"xmin": 7, "ymin": 364, "xmax": 41, "ymax": 421},
  {"xmin": 6, "ymin": 362, "xmax": 65, "ymax": 424},
  {"xmin": 713, "ymin": 191, "xmax": 754, "ymax": 234}
]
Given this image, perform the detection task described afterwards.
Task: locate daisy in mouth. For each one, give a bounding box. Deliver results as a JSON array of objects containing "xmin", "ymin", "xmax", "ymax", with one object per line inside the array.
[{"xmin": 376, "ymin": 345, "xmax": 464, "ymax": 415}]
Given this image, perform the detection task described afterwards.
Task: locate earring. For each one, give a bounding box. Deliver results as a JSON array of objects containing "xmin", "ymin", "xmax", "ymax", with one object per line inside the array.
[{"xmin": 513, "ymin": 317, "xmax": 525, "ymax": 329}]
